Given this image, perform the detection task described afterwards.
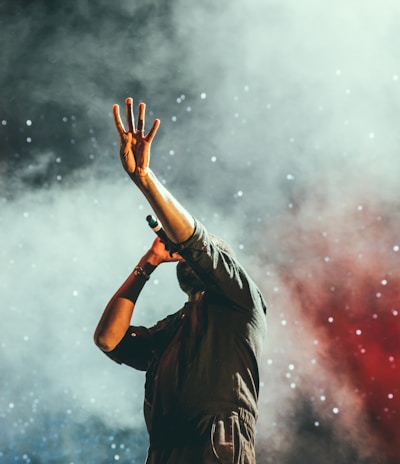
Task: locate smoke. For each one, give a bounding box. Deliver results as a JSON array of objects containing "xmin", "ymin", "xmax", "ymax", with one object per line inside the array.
[{"xmin": 1, "ymin": 0, "xmax": 399, "ymax": 462}]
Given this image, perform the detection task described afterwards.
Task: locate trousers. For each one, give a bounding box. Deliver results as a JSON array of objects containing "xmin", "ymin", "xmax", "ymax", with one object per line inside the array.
[{"xmin": 146, "ymin": 409, "xmax": 256, "ymax": 464}]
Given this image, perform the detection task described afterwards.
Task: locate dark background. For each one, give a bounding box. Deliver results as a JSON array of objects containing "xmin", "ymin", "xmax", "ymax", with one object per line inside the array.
[{"xmin": 1, "ymin": 1, "xmax": 399, "ymax": 462}]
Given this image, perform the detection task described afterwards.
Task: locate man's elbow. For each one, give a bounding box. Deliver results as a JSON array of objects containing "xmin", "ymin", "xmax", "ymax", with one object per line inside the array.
[{"xmin": 93, "ymin": 331, "xmax": 117, "ymax": 352}]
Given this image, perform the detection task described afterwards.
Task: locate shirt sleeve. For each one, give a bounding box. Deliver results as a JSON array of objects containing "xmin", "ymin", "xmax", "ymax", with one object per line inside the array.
[
  {"xmin": 103, "ymin": 325, "xmax": 153, "ymax": 371},
  {"xmin": 175, "ymin": 219, "xmax": 267, "ymax": 314},
  {"xmin": 103, "ymin": 312, "xmax": 182, "ymax": 370}
]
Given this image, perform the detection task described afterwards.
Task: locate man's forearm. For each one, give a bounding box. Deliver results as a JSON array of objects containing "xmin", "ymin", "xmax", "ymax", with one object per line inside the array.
[
  {"xmin": 135, "ymin": 169, "xmax": 195, "ymax": 244},
  {"xmin": 93, "ymin": 254, "xmax": 157, "ymax": 352}
]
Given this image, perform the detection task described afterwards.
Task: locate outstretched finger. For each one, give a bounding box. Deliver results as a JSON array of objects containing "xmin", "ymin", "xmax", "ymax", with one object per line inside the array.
[
  {"xmin": 126, "ymin": 97, "xmax": 134, "ymax": 133},
  {"xmin": 113, "ymin": 104, "xmax": 126, "ymax": 136},
  {"xmin": 137, "ymin": 102, "xmax": 146, "ymax": 133},
  {"xmin": 146, "ymin": 119, "xmax": 160, "ymax": 143}
]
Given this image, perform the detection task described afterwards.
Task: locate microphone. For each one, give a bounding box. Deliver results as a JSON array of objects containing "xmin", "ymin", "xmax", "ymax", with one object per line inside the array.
[{"xmin": 146, "ymin": 215, "xmax": 176, "ymax": 252}]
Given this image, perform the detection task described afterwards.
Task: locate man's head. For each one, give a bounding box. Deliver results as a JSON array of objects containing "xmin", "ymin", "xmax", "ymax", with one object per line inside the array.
[
  {"xmin": 176, "ymin": 260, "xmax": 205, "ymax": 296},
  {"xmin": 176, "ymin": 234, "xmax": 235, "ymax": 298}
]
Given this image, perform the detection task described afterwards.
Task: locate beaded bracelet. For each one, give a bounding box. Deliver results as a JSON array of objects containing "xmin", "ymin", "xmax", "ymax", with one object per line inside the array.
[{"xmin": 133, "ymin": 266, "xmax": 150, "ymax": 281}]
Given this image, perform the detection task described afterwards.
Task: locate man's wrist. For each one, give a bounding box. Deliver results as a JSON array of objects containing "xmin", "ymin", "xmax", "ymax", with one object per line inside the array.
[
  {"xmin": 133, "ymin": 169, "xmax": 157, "ymax": 192},
  {"xmin": 143, "ymin": 261, "xmax": 157, "ymax": 276},
  {"xmin": 133, "ymin": 266, "xmax": 150, "ymax": 280},
  {"xmin": 133, "ymin": 262, "xmax": 156, "ymax": 280},
  {"xmin": 131, "ymin": 169, "xmax": 152, "ymax": 186}
]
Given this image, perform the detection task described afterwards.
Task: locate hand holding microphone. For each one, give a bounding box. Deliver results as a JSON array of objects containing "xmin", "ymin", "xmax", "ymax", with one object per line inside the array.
[{"xmin": 146, "ymin": 215, "xmax": 178, "ymax": 255}]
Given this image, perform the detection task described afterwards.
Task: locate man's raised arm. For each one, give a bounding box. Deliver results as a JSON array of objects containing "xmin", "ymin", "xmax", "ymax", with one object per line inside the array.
[{"xmin": 113, "ymin": 98, "xmax": 194, "ymax": 244}]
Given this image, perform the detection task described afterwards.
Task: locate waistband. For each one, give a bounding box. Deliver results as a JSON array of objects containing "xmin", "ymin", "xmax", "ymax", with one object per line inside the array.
[{"xmin": 149, "ymin": 407, "xmax": 257, "ymax": 447}]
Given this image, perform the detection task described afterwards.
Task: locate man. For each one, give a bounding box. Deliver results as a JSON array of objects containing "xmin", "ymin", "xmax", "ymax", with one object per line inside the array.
[{"xmin": 94, "ymin": 98, "xmax": 267, "ymax": 463}]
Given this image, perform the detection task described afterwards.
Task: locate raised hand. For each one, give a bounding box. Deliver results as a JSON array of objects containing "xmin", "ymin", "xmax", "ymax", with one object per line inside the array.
[{"xmin": 113, "ymin": 98, "xmax": 160, "ymax": 179}]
